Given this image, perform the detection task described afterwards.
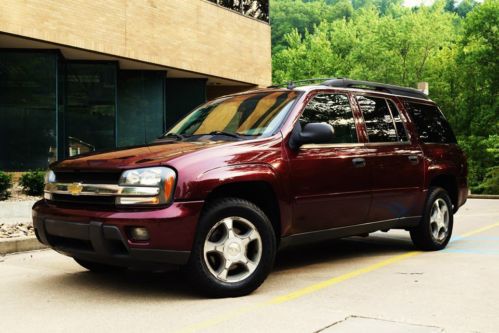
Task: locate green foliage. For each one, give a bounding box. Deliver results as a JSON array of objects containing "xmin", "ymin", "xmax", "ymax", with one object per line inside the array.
[
  {"xmin": 19, "ymin": 171, "xmax": 45, "ymax": 196},
  {"xmin": 271, "ymin": 0, "xmax": 499, "ymax": 193},
  {"xmin": 0, "ymin": 171, "xmax": 12, "ymax": 200}
]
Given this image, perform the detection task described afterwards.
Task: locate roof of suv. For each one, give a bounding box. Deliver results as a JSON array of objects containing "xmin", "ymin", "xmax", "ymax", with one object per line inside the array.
[{"xmin": 265, "ymin": 78, "xmax": 431, "ymax": 102}]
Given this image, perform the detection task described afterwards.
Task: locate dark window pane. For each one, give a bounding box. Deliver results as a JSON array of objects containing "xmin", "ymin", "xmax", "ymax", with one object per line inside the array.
[
  {"xmin": 118, "ymin": 71, "xmax": 165, "ymax": 147},
  {"xmin": 165, "ymin": 79, "xmax": 207, "ymax": 130},
  {"xmin": 65, "ymin": 63, "xmax": 116, "ymax": 156},
  {"xmin": 405, "ymin": 102, "xmax": 456, "ymax": 143},
  {"xmin": 301, "ymin": 94, "xmax": 357, "ymax": 144},
  {"xmin": 387, "ymin": 100, "xmax": 408, "ymax": 142},
  {"xmin": 356, "ymin": 96, "xmax": 398, "ymax": 143},
  {"xmin": 0, "ymin": 51, "xmax": 57, "ymax": 170}
]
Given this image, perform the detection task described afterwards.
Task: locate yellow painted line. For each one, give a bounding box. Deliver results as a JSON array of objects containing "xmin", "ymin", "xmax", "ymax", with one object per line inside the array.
[
  {"xmin": 176, "ymin": 222, "xmax": 499, "ymax": 333},
  {"xmin": 458, "ymin": 222, "xmax": 499, "ymax": 238}
]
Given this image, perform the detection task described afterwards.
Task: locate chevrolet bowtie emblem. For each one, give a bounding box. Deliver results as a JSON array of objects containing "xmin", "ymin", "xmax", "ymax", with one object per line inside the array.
[{"xmin": 68, "ymin": 182, "xmax": 84, "ymax": 196}]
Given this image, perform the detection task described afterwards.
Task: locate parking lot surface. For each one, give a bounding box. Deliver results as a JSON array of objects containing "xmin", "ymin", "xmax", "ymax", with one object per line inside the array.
[{"xmin": 1, "ymin": 199, "xmax": 498, "ymax": 333}]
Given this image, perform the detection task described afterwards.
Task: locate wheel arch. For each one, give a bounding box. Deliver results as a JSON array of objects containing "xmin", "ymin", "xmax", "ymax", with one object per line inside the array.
[
  {"xmin": 428, "ymin": 174, "xmax": 459, "ymax": 212},
  {"xmin": 203, "ymin": 180, "xmax": 283, "ymax": 244}
]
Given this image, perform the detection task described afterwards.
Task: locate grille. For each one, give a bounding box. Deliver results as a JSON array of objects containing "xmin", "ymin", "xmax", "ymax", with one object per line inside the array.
[
  {"xmin": 52, "ymin": 194, "xmax": 116, "ymax": 206},
  {"xmin": 54, "ymin": 171, "xmax": 121, "ymax": 184}
]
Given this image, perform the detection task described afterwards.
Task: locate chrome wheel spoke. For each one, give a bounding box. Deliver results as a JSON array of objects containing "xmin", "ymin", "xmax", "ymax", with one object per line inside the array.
[
  {"xmin": 204, "ymin": 240, "xmax": 224, "ymax": 254},
  {"xmin": 244, "ymin": 259, "xmax": 257, "ymax": 273},
  {"xmin": 222, "ymin": 218, "xmax": 236, "ymax": 239},
  {"xmin": 240, "ymin": 229, "xmax": 258, "ymax": 247},
  {"xmin": 218, "ymin": 259, "xmax": 232, "ymax": 280}
]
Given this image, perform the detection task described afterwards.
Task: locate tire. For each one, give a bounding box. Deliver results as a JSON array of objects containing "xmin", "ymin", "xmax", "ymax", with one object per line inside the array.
[
  {"xmin": 74, "ymin": 258, "xmax": 125, "ymax": 273},
  {"xmin": 186, "ymin": 197, "xmax": 276, "ymax": 298},
  {"xmin": 410, "ymin": 187, "xmax": 454, "ymax": 251}
]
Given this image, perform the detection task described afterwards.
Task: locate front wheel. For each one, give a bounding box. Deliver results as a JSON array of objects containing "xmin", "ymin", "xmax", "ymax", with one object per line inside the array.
[
  {"xmin": 410, "ymin": 187, "xmax": 453, "ymax": 251},
  {"xmin": 186, "ymin": 198, "xmax": 276, "ymax": 297}
]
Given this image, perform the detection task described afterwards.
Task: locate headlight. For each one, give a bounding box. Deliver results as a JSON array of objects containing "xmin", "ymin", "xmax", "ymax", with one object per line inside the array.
[
  {"xmin": 45, "ymin": 170, "xmax": 56, "ymax": 184},
  {"xmin": 118, "ymin": 167, "xmax": 176, "ymax": 205}
]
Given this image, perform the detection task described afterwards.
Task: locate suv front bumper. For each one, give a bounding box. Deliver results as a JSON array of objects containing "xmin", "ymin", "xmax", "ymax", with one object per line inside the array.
[{"xmin": 32, "ymin": 200, "xmax": 204, "ymax": 268}]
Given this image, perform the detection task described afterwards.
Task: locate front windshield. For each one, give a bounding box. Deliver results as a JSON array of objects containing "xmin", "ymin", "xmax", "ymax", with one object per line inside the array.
[{"xmin": 166, "ymin": 91, "xmax": 299, "ymax": 139}]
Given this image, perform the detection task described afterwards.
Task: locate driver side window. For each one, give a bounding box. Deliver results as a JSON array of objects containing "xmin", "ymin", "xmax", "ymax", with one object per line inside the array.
[{"xmin": 300, "ymin": 93, "xmax": 358, "ymax": 144}]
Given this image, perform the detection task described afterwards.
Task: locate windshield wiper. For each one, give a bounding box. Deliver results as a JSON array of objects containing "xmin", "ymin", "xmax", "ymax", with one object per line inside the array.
[
  {"xmin": 161, "ymin": 133, "xmax": 185, "ymax": 141},
  {"xmin": 207, "ymin": 131, "xmax": 241, "ymax": 138}
]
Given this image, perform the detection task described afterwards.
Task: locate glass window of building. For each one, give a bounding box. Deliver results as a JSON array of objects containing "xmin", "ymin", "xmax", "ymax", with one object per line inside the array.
[
  {"xmin": 0, "ymin": 51, "xmax": 57, "ymax": 170},
  {"xmin": 118, "ymin": 71, "xmax": 166, "ymax": 147},
  {"xmin": 65, "ymin": 62, "xmax": 117, "ymax": 157}
]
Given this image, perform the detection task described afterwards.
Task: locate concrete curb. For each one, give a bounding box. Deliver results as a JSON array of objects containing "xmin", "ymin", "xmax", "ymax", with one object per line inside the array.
[
  {"xmin": 469, "ymin": 194, "xmax": 499, "ymax": 199},
  {"xmin": 0, "ymin": 236, "xmax": 47, "ymax": 255}
]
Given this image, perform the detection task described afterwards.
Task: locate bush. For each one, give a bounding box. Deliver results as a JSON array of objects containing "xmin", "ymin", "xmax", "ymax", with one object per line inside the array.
[
  {"xmin": 19, "ymin": 171, "xmax": 45, "ymax": 196},
  {"xmin": 0, "ymin": 171, "xmax": 12, "ymax": 199}
]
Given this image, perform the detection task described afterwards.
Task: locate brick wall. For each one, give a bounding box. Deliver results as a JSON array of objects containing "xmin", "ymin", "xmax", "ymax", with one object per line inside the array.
[{"xmin": 0, "ymin": 0, "xmax": 271, "ymax": 86}]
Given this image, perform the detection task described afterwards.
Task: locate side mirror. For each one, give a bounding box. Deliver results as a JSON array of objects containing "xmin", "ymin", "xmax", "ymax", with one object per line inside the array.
[{"xmin": 289, "ymin": 122, "xmax": 335, "ymax": 150}]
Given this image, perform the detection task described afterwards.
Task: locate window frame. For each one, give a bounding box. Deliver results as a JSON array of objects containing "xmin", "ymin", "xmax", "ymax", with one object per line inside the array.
[
  {"xmin": 354, "ymin": 93, "xmax": 412, "ymax": 146},
  {"xmin": 296, "ymin": 91, "xmax": 363, "ymax": 149}
]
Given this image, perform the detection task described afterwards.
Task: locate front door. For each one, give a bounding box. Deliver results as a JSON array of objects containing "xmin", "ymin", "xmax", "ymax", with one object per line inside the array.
[
  {"xmin": 354, "ymin": 94, "xmax": 424, "ymax": 222},
  {"xmin": 288, "ymin": 93, "xmax": 371, "ymax": 234}
]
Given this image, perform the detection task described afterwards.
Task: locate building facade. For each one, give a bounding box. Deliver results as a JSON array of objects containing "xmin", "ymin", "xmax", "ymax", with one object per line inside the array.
[{"xmin": 0, "ymin": 0, "xmax": 271, "ymax": 170}]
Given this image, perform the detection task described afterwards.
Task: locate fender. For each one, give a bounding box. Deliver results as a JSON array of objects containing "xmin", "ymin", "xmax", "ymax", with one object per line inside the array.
[{"xmin": 188, "ymin": 163, "xmax": 293, "ymax": 236}]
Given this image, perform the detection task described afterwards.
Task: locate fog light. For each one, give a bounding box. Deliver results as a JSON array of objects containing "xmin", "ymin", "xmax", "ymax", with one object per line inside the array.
[{"xmin": 129, "ymin": 227, "xmax": 150, "ymax": 241}]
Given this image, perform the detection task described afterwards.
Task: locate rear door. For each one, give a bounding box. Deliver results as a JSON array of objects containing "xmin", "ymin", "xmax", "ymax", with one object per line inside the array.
[
  {"xmin": 288, "ymin": 92, "xmax": 371, "ymax": 234},
  {"xmin": 355, "ymin": 94, "xmax": 425, "ymax": 222}
]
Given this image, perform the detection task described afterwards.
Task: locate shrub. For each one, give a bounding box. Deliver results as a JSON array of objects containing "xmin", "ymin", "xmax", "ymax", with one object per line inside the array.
[
  {"xmin": 0, "ymin": 171, "xmax": 12, "ymax": 199},
  {"xmin": 19, "ymin": 171, "xmax": 45, "ymax": 196}
]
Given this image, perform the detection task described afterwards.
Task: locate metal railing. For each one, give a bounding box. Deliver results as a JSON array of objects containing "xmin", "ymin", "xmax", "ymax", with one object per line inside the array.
[{"xmin": 207, "ymin": 0, "xmax": 269, "ymax": 22}]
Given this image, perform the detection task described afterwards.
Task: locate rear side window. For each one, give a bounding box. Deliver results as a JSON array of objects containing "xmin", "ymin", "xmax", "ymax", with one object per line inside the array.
[
  {"xmin": 356, "ymin": 96, "xmax": 399, "ymax": 143},
  {"xmin": 300, "ymin": 94, "xmax": 358, "ymax": 144},
  {"xmin": 405, "ymin": 102, "xmax": 456, "ymax": 144}
]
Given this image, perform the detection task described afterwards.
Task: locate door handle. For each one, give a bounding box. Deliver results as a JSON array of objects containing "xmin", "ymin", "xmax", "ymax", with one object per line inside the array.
[
  {"xmin": 408, "ymin": 155, "xmax": 419, "ymax": 164},
  {"xmin": 352, "ymin": 157, "xmax": 366, "ymax": 168}
]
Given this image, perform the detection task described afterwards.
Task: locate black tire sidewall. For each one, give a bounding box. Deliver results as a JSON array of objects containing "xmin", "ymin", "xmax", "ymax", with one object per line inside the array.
[{"xmin": 187, "ymin": 198, "xmax": 276, "ymax": 297}]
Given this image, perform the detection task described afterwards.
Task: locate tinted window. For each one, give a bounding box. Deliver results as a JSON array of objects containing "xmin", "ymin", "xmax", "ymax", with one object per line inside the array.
[
  {"xmin": 356, "ymin": 96, "xmax": 398, "ymax": 142},
  {"xmin": 300, "ymin": 94, "xmax": 358, "ymax": 144},
  {"xmin": 66, "ymin": 63, "xmax": 116, "ymax": 156},
  {"xmin": 118, "ymin": 71, "xmax": 165, "ymax": 147},
  {"xmin": 405, "ymin": 102, "xmax": 456, "ymax": 143},
  {"xmin": 387, "ymin": 100, "xmax": 408, "ymax": 142},
  {"xmin": 0, "ymin": 51, "xmax": 57, "ymax": 170}
]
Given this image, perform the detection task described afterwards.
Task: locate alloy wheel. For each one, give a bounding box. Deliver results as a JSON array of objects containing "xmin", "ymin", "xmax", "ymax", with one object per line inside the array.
[{"xmin": 203, "ymin": 216, "xmax": 262, "ymax": 283}]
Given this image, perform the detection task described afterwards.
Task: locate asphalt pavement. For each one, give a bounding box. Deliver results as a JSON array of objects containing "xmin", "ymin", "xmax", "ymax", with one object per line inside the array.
[{"xmin": 0, "ymin": 199, "xmax": 498, "ymax": 333}]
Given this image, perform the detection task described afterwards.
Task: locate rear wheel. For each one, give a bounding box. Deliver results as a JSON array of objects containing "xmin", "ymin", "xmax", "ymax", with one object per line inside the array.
[
  {"xmin": 410, "ymin": 187, "xmax": 453, "ymax": 251},
  {"xmin": 186, "ymin": 198, "xmax": 276, "ymax": 297},
  {"xmin": 73, "ymin": 258, "xmax": 125, "ymax": 273}
]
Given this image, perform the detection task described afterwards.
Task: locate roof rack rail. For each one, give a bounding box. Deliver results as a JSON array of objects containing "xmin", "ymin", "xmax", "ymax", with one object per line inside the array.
[
  {"xmin": 321, "ymin": 78, "xmax": 429, "ymax": 100},
  {"xmin": 268, "ymin": 78, "xmax": 334, "ymax": 89}
]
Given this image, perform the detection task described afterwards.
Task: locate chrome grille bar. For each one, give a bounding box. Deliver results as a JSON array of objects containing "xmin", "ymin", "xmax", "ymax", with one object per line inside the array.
[{"xmin": 45, "ymin": 183, "xmax": 160, "ymax": 197}]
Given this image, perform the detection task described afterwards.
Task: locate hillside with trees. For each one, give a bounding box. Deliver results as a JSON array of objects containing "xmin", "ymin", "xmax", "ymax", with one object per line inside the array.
[{"xmin": 270, "ymin": 0, "xmax": 498, "ymax": 194}]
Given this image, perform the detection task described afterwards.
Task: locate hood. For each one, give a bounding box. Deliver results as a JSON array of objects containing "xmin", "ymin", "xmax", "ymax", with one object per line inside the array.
[{"xmin": 52, "ymin": 141, "xmax": 225, "ymax": 171}]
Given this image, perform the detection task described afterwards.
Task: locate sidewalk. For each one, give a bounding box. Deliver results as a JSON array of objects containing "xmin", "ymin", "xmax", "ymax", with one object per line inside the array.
[{"xmin": 0, "ymin": 200, "xmax": 37, "ymax": 225}]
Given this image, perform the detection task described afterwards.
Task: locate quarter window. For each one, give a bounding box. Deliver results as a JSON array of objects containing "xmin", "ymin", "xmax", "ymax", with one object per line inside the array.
[
  {"xmin": 356, "ymin": 96, "xmax": 398, "ymax": 143},
  {"xmin": 405, "ymin": 102, "xmax": 456, "ymax": 143},
  {"xmin": 300, "ymin": 94, "xmax": 358, "ymax": 144}
]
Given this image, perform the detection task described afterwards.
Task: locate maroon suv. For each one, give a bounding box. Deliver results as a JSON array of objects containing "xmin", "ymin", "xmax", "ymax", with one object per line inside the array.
[{"xmin": 33, "ymin": 79, "xmax": 468, "ymax": 297}]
